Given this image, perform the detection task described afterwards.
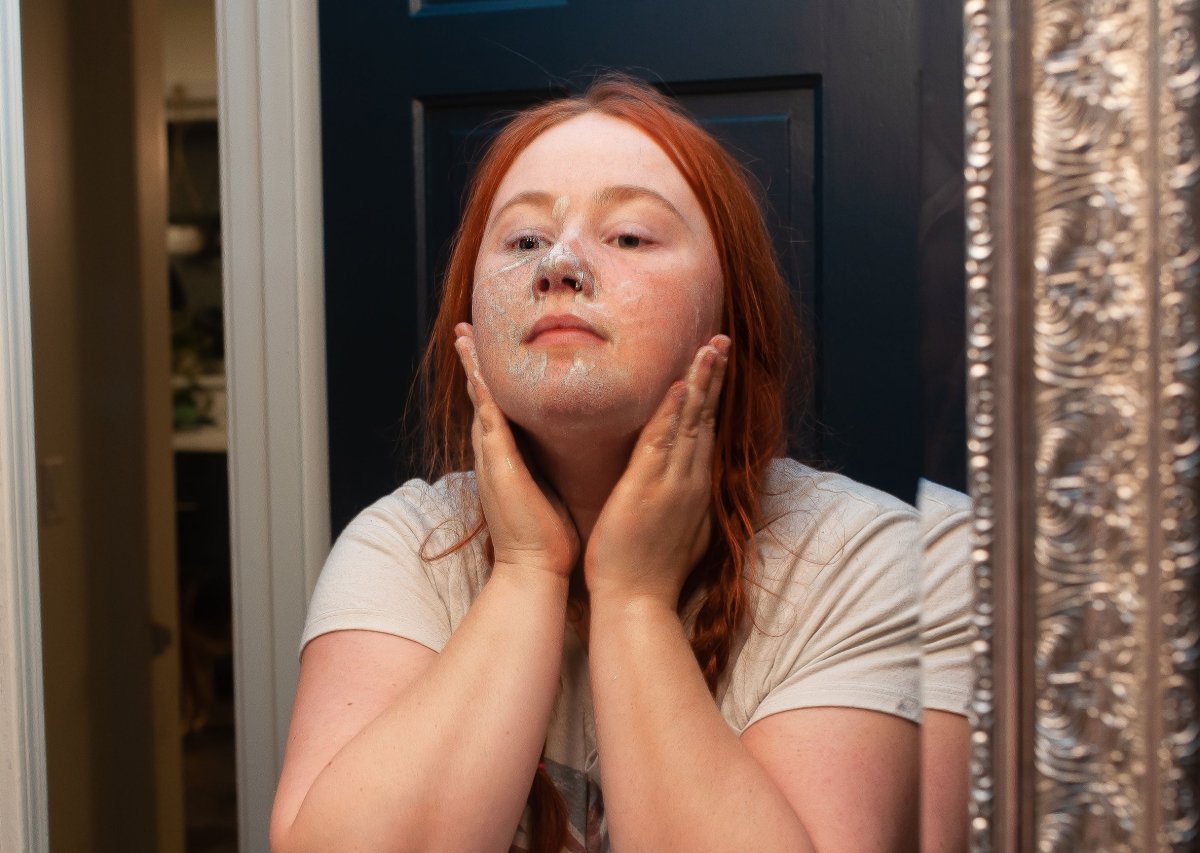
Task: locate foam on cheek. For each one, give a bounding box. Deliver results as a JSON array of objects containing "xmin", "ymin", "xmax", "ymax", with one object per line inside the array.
[
  {"xmin": 475, "ymin": 250, "xmax": 542, "ymax": 324},
  {"xmin": 587, "ymin": 278, "xmax": 647, "ymax": 344},
  {"xmin": 471, "ymin": 233, "xmax": 673, "ymax": 431},
  {"xmin": 492, "ymin": 255, "xmax": 539, "ymax": 277},
  {"xmin": 589, "ymin": 273, "xmax": 716, "ymax": 413}
]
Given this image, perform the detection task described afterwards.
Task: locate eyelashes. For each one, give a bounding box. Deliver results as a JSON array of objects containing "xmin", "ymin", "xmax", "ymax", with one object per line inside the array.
[
  {"xmin": 510, "ymin": 233, "xmax": 549, "ymax": 252},
  {"xmin": 505, "ymin": 231, "xmax": 651, "ymax": 253}
]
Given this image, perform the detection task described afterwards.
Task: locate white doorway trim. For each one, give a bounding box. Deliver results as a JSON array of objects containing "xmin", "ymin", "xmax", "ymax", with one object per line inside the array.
[
  {"xmin": 215, "ymin": 2, "xmax": 329, "ymax": 850},
  {"xmin": 0, "ymin": 0, "xmax": 49, "ymax": 851}
]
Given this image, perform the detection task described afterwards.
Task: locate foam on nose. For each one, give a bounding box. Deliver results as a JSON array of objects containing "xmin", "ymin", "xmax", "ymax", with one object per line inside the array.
[
  {"xmin": 552, "ymin": 195, "xmax": 570, "ymax": 223},
  {"xmin": 536, "ymin": 239, "xmax": 589, "ymax": 293}
]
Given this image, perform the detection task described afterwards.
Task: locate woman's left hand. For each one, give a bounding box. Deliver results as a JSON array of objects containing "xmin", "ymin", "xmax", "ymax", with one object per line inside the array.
[{"xmin": 584, "ymin": 334, "xmax": 731, "ymax": 608}]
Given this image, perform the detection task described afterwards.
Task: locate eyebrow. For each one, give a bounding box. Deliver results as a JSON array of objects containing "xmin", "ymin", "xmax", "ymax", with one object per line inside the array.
[
  {"xmin": 593, "ymin": 185, "xmax": 690, "ymax": 229},
  {"xmin": 485, "ymin": 190, "xmax": 556, "ymax": 232},
  {"xmin": 486, "ymin": 185, "xmax": 691, "ymax": 232}
]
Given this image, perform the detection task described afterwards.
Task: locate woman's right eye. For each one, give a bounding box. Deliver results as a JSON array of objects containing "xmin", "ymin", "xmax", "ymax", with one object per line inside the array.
[{"xmin": 513, "ymin": 235, "xmax": 544, "ymax": 252}]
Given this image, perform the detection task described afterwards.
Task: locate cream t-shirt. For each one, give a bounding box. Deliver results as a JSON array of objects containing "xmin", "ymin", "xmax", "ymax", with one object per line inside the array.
[
  {"xmin": 916, "ymin": 478, "xmax": 973, "ymax": 715},
  {"xmin": 302, "ymin": 457, "xmax": 921, "ymax": 850}
]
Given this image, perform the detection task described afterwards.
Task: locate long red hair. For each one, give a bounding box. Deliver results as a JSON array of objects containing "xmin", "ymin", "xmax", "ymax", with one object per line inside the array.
[{"xmin": 418, "ymin": 74, "xmax": 805, "ymax": 852}]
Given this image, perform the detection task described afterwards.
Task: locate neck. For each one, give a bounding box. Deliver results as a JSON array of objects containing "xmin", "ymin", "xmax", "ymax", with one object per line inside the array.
[{"xmin": 523, "ymin": 428, "xmax": 635, "ymax": 547}]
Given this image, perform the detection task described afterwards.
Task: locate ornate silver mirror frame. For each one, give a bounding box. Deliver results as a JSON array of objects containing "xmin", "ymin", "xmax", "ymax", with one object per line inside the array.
[{"xmin": 966, "ymin": 0, "xmax": 1200, "ymax": 848}]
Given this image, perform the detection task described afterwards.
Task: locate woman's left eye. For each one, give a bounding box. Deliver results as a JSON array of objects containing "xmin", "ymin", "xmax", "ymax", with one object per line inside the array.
[{"xmin": 615, "ymin": 234, "xmax": 643, "ymax": 249}]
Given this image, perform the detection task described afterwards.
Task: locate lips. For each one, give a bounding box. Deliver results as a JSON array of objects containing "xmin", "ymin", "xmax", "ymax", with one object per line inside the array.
[{"xmin": 525, "ymin": 313, "xmax": 605, "ymax": 344}]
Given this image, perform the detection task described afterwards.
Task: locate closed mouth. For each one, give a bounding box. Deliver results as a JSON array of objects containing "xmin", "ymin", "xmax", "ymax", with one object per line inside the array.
[{"xmin": 525, "ymin": 314, "xmax": 604, "ymax": 344}]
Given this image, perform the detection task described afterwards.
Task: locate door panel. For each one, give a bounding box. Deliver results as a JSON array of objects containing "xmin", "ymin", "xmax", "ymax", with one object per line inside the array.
[{"xmin": 319, "ymin": 1, "xmax": 920, "ymax": 531}]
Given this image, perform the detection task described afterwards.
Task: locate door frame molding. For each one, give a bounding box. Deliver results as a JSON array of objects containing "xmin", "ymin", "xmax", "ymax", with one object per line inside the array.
[
  {"xmin": 0, "ymin": 0, "xmax": 49, "ymax": 849},
  {"xmin": 215, "ymin": 1, "xmax": 329, "ymax": 848}
]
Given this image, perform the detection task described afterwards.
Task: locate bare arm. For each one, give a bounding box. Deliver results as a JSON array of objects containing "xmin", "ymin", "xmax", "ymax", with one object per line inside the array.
[
  {"xmin": 271, "ymin": 573, "xmax": 567, "ymax": 853},
  {"xmin": 588, "ymin": 597, "xmax": 815, "ymax": 851},
  {"xmin": 271, "ymin": 330, "xmax": 579, "ymax": 853},
  {"xmin": 590, "ymin": 599, "xmax": 920, "ymax": 852},
  {"xmin": 920, "ymin": 709, "xmax": 969, "ymax": 853},
  {"xmin": 586, "ymin": 338, "xmax": 919, "ymax": 850}
]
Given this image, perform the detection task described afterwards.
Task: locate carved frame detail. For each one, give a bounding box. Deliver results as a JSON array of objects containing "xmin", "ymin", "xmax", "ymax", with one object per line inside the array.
[{"xmin": 967, "ymin": 0, "xmax": 1200, "ymax": 849}]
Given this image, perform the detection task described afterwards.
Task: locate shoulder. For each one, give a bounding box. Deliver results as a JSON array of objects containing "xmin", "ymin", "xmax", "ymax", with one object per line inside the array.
[
  {"xmin": 302, "ymin": 472, "xmax": 483, "ymax": 653},
  {"xmin": 334, "ymin": 472, "xmax": 480, "ymax": 556},
  {"xmin": 718, "ymin": 459, "xmax": 922, "ymax": 730},
  {"xmin": 760, "ymin": 457, "xmax": 917, "ymax": 514},
  {"xmin": 755, "ymin": 458, "xmax": 919, "ymax": 573},
  {"xmin": 916, "ymin": 477, "xmax": 972, "ymax": 541}
]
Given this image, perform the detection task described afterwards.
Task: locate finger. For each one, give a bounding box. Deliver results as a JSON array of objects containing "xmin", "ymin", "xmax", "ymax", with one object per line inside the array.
[
  {"xmin": 453, "ymin": 337, "xmax": 479, "ymax": 407},
  {"xmin": 668, "ymin": 343, "xmax": 719, "ymax": 475},
  {"xmin": 455, "ymin": 333, "xmax": 504, "ymax": 417},
  {"xmin": 454, "ymin": 326, "xmax": 481, "ymax": 379},
  {"xmin": 631, "ymin": 380, "xmax": 687, "ymax": 478},
  {"xmin": 455, "ymin": 337, "xmax": 540, "ymax": 501},
  {"xmin": 680, "ymin": 344, "xmax": 717, "ymax": 433},
  {"xmin": 469, "ymin": 397, "xmax": 532, "ymax": 524},
  {"xmin": 692, "ymin": 335, "xmax": 730, "ymax": 473}
]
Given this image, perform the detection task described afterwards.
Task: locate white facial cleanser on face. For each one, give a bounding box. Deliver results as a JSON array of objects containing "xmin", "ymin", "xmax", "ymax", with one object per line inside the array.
[{"xmin": 470, "ymin": 112, "xmax": 723, "ymax": 440}]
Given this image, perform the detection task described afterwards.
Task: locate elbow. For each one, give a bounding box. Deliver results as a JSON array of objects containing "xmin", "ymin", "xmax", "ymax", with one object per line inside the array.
[
  {"xmin": 269, "ymin": 807, "xmax": 432, "ymax": 853},
  {"xmin": 269, "ymin": 796, "xmax": 315, "ymax": 853},
  {"xmin": 268, "ymin": 813, "xmax": 299, "ymax": 853}
]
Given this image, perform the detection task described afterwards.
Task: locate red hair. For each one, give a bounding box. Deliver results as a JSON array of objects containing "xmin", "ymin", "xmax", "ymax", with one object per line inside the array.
[{"xmin": 418, "ymin": 74, "xmax": 804, "ymax": 852}]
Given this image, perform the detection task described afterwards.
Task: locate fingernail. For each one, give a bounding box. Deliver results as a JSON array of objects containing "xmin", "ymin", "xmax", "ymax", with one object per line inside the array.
[{"xmin": 714, "ymin": 335, "xmax": 732, "ymax": 357}]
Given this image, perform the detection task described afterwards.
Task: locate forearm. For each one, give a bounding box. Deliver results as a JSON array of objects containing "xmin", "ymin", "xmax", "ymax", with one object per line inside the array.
[
  {"xmin": 278, "ymin": 568, "xmax": 568, "ymax": 853},
  {"xmin": 588, "ymin": 596, "xmax": 815, "ymax": 852}
]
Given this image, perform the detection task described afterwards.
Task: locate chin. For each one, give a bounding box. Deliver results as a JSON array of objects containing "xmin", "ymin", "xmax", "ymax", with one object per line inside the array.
[{"xmin": 493, "ymin": 382, "xmax": 658, "ymax": 444}]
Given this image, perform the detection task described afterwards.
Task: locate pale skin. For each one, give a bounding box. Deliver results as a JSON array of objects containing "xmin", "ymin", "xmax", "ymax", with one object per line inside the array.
[
  {"xmin": 269, "ymin": 113, "xmax": 919, "ymax": 852},
  {"xmin": 920, "ymin": 710, "xmax": 970, "ymax": 853}
]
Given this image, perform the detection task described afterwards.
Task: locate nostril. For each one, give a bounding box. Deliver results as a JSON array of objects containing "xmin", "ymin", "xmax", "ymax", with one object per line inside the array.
[
  {"xmin": 536, "ymin": 277, "xmax": 550, "ymax": 293},
  {"xmin": 563, "ymin": 276, "xmax": 578, "ymax": 290}
]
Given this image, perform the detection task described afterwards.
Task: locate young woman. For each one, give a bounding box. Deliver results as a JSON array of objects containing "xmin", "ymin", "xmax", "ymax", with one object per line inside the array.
[{"xmin": 270, "ymin": 77, "xmax": 922, "ymax": 853}]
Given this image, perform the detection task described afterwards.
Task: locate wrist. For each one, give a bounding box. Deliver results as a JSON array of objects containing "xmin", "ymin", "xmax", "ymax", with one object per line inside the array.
[
  {"xmin": 490, "ymin": 561, "xmax": 573, "ymax": 599},
  {"xmin": 587, "ymin": 587, "xmax": 680, "ymax": 622},
  {"xmin": 584, "ymin": 560, "xmax": 682, "ymax": 614}
]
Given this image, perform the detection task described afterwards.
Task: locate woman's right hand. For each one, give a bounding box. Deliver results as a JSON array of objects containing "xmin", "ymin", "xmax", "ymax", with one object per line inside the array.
[{"xmin": 454, "ymin": 323, "xmax": 580, "ymax": 579}]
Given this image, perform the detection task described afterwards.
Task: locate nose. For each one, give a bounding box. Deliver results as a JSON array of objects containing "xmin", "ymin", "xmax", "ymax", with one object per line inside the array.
[{"xmin": 533, "ymin": 245, "xmax": 592, "ymax": 298}]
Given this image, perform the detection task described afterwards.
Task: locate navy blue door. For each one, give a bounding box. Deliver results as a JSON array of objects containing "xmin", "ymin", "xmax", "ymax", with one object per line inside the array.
[{"xmin": 318, "ymin": 1, "xmax": 921, "ymax": 531}]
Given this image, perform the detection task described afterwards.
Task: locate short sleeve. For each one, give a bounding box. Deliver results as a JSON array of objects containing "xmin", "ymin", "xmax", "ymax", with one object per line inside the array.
[
  {"xmin": 300, "ymin": 481, "xmax": 466, "ymax": 655},
  {"xmin": 916, "ymin": 478, "xmax": 973, "ymax": 715},
  {"xmin": 728, "ymin": 464, "xmax": 922, "ymax": 731}
]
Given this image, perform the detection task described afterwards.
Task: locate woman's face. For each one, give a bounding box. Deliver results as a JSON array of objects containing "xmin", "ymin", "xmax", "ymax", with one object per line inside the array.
[{"xmin": 471, "ymin": 112, "xmax": 724, "ymax": 441}]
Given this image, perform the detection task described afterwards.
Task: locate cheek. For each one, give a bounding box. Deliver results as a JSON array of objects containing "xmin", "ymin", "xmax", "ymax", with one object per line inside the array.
[
  {"xmin": 471, "ymin": 260, "xmax": 534, "ymax": 342},
  {"xmin": 470, "ymin": 260, "xmax": 553, "ymax": 396},
  {"xmin": 597, "ymin": 256, "xmax": 722, "ymax": 352}
]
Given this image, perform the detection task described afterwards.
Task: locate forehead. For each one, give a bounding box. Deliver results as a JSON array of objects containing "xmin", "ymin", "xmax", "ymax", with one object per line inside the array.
[{"xmin": 489, "ymin": 112, "xmax": 702, "ymax": 217}]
